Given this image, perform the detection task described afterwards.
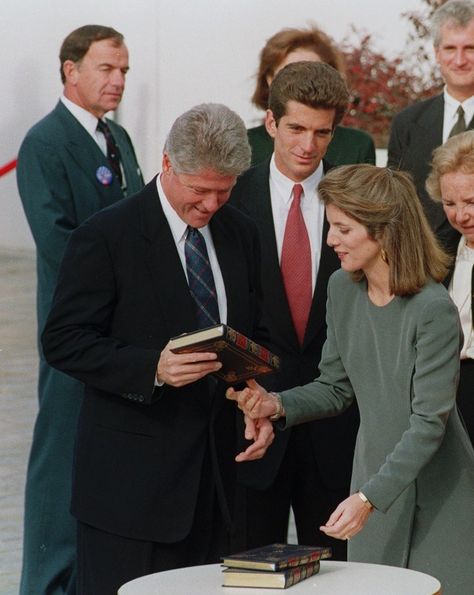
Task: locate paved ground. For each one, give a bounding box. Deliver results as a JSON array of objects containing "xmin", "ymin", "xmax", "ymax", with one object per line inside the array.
[
  {"xmin": 0, "ymin": 248, "xmax": 297, "ymax": 595},
  {"xmin": 0, "ymin": 249, "xmax": 37, "ymax": 595}
]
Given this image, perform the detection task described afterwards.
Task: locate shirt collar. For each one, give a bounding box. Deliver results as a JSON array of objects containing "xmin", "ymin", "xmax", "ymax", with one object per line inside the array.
[
  {"xmin": 60, "ymin": 95, "xmax": 103, "ymax": 138},
  {"xmin": 444, "ymin": 88, "xmax": 474, "ymax": 123},
  {"xmin": 156, "ymin": 174, "xmax": 211, "ymax": 245},
  {"xmin": 269, "ymin": 154, "xmax": 324, "ymax": 204}
]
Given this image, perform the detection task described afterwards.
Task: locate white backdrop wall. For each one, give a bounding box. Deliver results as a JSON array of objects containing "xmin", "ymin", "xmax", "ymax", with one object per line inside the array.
[{"xmin": 1, "ymin": 0, "xmax": 423, "ymax": 250}]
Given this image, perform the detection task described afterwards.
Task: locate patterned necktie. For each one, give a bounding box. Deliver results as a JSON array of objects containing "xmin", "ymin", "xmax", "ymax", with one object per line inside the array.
[
  {"xmin": 185, "ymin": 226, "xmax": 220, "ymax": 328},
  {"xmin": 280, "ymin": 184, "xmax": 312, "ymax": 346},
  {"xmin": 97, "ymin": 119, "xmax": 123, "ymax": 185},
  {"xmin": 449, "ymin": 105, "xmax": 467, "ymax": 138}
]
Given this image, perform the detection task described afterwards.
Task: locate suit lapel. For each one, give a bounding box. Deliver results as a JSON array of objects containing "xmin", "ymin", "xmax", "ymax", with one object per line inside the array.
[
  {"xmin": 304, "ymin": 213, "xmax": 340, "ymax": 347},
  {"xmin": 108, "ymin": 119, "xmax": 144, "ymax": 195},
  {"xmin": 55, "ymin": 102, "xmax": 124, "ymax": 205},
  {"xmin": 138, "ymin": 178, "xmax": 197, "ymax": 338},
  {"xmin": 302, "ymin": 160, "xmax": 340, "ymax": 348},
  {"xmin": 412, "ymin": 95, "xmax": 444, "ymax": 158}
]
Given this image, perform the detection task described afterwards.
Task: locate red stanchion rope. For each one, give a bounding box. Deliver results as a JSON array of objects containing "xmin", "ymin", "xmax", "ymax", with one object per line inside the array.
[{"xmin": 0, "ymin": 159, "xmax": 17, "ymax": 177}]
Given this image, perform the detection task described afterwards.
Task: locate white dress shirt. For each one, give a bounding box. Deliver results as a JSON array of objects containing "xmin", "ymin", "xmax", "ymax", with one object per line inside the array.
[
  {"xmin": 449, "ymin": 236, "xmax": 474, "ymax": 360},
  {"xmin": 61, "ymin": 95, "xmax": 107, "ymax": 154},
  {"xmin": 156, "ymin": 174, "xmax": 227, "ymax": 323},
  {"xmin": 442, "ymin": 89, "xmax": 474, "ymax": 143},
  {"xmin": 269, "ymin": 155, "xmax": 325, "ymax": 293}
]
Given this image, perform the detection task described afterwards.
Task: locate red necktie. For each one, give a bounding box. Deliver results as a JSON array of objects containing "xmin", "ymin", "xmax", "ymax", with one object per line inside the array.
[{"xmin": 281, "ymin": 184, "xmax": 312, "ymax": 345}]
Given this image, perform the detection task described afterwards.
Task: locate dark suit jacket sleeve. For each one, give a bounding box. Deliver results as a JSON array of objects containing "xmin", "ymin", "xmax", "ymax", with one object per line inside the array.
[{"xmin": 41, "ymin": 217, "xmax": 161, "ymax": 402}]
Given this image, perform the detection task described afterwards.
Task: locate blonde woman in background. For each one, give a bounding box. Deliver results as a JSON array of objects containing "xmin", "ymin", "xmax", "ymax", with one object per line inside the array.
[{"xmin": 426, "ymin": 129, "xmax": 474, "ymax": 446}]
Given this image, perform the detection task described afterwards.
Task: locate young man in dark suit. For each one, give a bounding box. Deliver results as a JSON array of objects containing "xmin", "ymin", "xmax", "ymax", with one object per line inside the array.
[
  {"xmin": 16, "ymin": 25, "xmax": 144, "ymax": 595},
  {"xmin": 388, "ymin": 0, "xmax": 474, "ymax": 235},
  {"xmin": 230, "ymin": 61, "xmax": 358, "ymax": 561},
  {"xmin": 41, "ymin": 103, "xmax": 274, "ymax": 595}
]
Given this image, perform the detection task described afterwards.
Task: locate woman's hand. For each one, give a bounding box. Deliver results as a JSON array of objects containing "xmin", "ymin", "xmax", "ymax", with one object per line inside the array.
[
  {"xmin": 226, "ymin": 378, "xmax": 278, "ymax": 418},
  {"xmin": 320, "ymin": 493, "xmax": 373, "ymax": 541}
]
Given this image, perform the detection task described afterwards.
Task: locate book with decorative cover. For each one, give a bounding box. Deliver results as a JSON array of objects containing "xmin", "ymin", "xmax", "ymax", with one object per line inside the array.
[
  {"xmin": 221, "ymin": 543, "xmax": 332, "ymax": 571},
  {"xmin": 169, "ymin": 324, "xmax": 280, "ymax": 383},
  {"xmin": 222, "ymin": 560, "xmax": 320, "ymax": 589}
]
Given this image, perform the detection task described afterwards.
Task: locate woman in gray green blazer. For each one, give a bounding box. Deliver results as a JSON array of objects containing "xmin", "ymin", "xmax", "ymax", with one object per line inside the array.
[
  {"xmin": 247, "ymin": 27, "xmax": 375, "ymax": 167},
  {"xmin": 229, "ymin": 165, "xmax": 474, "ymax": 595}
]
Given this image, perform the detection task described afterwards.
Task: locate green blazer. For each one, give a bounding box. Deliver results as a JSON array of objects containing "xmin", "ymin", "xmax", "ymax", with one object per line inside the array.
[
  {"xmin": 18, "ymin": 101, "xmax": 144, "ymax": 330},
  {"xmin": 16, "ymin": 100, "xmax": 144, "ymax": 595},
  {"xmin": 247, "ymin": 123, "xmax": 375, "ymax": 167}
]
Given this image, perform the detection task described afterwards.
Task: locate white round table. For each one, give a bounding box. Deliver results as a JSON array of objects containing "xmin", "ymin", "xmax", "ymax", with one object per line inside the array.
[{"xmin": 118, "ymin": 561, "xmax": 441, "ymax": 594}]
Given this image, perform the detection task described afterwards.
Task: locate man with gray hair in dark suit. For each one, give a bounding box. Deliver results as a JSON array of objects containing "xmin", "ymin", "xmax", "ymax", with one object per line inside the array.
[{"xmin": 41, "ymin": 103, "xmax": 273, "ymax": 595}]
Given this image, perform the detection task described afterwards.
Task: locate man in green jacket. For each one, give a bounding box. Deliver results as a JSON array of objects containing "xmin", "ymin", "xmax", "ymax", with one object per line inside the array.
[{"xmin": 17, "ymin": 25, "xmax": 144, "ymax": 595}]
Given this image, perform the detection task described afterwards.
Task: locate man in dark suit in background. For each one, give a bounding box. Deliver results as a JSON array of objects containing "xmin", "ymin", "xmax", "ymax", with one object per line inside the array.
[
  {"xmin": 230, "ymin": 61, "xmax": 358, "ymax": 561},
  {"xmin": 16, "ymin": 25, "xmax": 144, "ymax": 595},
  {"xmin": 387, "ymin": 0, "xmax": 474, "ymax": 235},
  {"xmin": 41, "ymin": 103, "xmax": 274, "ymax": 595}
]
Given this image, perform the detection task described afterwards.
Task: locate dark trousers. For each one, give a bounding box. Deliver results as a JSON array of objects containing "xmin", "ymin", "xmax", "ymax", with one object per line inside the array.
[
  {"xmin": 241, "ymin": 425, "xmax": 349, "ymax": 561},
  {"xmin": 77, "ymin": 453, "xmax": 229, "ymax": 595},
  {"xmin": 20, "ymin": 361, "xmax": 81, "ymax": 595},
  {"xmin": 458, "ymin": 359, "xmax": 474, "ymax": 447}
]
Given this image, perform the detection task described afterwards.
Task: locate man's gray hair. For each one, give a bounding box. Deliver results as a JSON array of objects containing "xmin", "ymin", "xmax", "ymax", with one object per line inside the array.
[
  {"xmin": 164, "ymin": 103, "xmax": 251, "ymax": 176},
  {"xmin": 431, "ymin": 0, "xmax": 474, "ymax": 47}
]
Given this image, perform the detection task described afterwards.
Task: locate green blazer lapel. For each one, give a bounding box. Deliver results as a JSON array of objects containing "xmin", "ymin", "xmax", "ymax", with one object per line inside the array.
[
  {"xmin": 108, "ymin": 119, "xmax": 144, "ymax": 195},
  {"xmin": 54, "ymin": 103, "xmax": 124, "ymax": 197}
]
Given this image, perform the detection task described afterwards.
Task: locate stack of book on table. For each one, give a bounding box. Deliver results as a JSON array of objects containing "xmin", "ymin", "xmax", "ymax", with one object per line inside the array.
[{"xmin": 221, "ymin": 543, "xmax": 332, "ymax": 589}]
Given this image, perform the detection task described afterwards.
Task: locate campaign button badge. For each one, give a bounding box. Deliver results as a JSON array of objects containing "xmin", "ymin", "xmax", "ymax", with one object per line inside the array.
[{"xmin": 96, "ymin": 166, "xmax": 113, "ymax": 185}]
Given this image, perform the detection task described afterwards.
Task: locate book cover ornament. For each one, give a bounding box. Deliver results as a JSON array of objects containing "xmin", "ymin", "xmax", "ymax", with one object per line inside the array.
[{"xmin": 169, "ymin": 324, "xmax": 280, "ymax": 383}]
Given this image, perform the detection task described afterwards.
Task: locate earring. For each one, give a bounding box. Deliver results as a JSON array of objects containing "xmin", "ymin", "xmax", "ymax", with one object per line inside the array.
[{"xmin": 381, "ymin": 249, "xmax": 388, "ymax": 263}]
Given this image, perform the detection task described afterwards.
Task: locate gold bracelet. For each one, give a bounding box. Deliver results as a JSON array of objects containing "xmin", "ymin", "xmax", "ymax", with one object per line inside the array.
[
  {"xmin": 358, "ymin": 491, "xmax": 374, "ymax": 510},
  {"xmin": 269, "ymin": 392, "xmax": 283, "ymax": 421}
]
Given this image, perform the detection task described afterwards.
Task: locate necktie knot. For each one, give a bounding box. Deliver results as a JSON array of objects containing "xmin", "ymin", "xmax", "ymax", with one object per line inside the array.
[
  {"xmin": 449, "ymin": 105, "xmax": 467, "ymax": 138},
  {"xmin": 292, "ymin": 183, "xmax": 303, "ymax": 206}
]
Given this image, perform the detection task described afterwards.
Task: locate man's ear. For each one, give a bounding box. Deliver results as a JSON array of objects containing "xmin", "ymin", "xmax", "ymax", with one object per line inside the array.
[
  {"xmin": 162, "ymin": 153, "xmax": 172, "ymax": 173},
  {"xmin": 62, "ymin": 60, "xmax": 79, "ymax": 85},
  {"xmin": 265, "ymin": 109, "xmax": 278, "ymax": 139}
]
